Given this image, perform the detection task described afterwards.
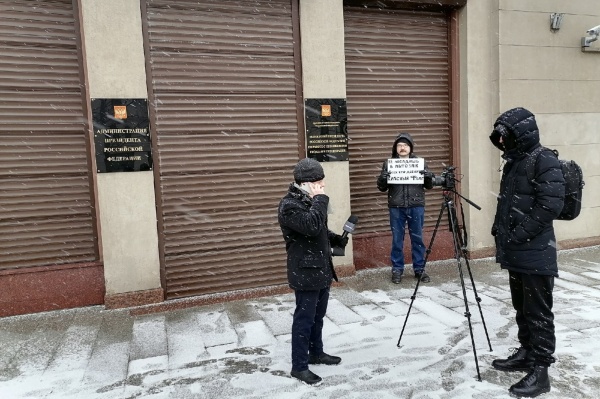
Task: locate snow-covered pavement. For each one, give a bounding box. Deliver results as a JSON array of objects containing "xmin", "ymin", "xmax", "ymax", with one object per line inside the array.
[{"xmin": 2, "ymin": 246, "xmax": 600, "ymax": 398}]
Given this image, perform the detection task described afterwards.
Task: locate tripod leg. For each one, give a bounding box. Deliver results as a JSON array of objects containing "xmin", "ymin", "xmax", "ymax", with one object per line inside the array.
[
  {"xmin": 453, "ymin": 202, "xmax": 494, "ymax": 352},
  {"xmin": 447, "ymin": 199, "xmax": 482, "ymax": 381},
  {"xmin": 461, "ymin": 254, "xmax": 493, "ymax": 352},
  {"xmin": 396, "ymin": 201, "xmax": 445, "ymax": 347}
]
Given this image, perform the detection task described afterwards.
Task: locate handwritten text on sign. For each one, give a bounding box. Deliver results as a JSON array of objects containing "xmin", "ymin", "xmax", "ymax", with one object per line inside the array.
[{"xmin": 387, "ymin": 158, "xmax": 424, "ymax": 184}]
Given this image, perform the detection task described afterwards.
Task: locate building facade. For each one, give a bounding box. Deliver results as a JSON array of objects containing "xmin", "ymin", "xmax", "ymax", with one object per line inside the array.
[{"xmin": 1, "ymin": 0, "xmax": 598, "ymax": 316}]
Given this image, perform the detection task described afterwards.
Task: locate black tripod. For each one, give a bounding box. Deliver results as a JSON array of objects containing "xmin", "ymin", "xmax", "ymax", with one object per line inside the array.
[{"xmin": 396, "ymin": 189, "xmax": 492, "ymax": 381}]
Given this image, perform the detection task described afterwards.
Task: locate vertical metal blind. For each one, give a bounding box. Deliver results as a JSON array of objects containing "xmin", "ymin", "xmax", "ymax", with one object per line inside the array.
[
  {"xmin": 0, "ymin": 0, "xmax": 96, "ymax": 270},
  {"xmin": 146, "ymin": 0, "xmax": 299, "ymax": 299},
  {"xmin": 344, "ymin": 7, "xmax": 451, "ymax": 234}
]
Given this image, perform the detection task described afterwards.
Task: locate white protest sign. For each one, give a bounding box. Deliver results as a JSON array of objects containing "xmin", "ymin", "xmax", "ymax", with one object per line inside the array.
[{"xmin": 387, "ymin": 158, "xmax": 424, "ymax": 184}]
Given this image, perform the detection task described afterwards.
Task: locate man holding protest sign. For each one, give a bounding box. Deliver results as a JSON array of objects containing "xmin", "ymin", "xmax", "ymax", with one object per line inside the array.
[{"xmin": 377, "ymin": 133, "xmax": 433, "ymax": 284}]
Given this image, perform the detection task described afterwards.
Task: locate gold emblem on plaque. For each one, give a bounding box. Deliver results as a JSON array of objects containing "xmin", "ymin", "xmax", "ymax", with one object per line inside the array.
[{"xmin": 114, "ymin": 106, "xmax": 127, "ymax": 119}]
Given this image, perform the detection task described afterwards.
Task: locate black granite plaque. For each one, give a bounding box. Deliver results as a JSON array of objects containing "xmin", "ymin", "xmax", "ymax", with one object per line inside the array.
[
  {"xmin": 305, "ymin": 98, "xmax": 348, "ymax": 162},
  {"xmin": 92, "ymin": 98, "xmax": 153, "ymax": 173}
]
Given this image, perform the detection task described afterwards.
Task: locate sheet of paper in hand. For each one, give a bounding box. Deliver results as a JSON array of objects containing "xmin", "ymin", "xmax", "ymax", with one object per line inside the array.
[{"xmin": 387, "ymin": 158, "xmax": 424, "ymax": 184}]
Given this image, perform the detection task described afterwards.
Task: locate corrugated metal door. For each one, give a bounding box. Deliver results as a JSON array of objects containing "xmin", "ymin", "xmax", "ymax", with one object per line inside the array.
[
  {"xmin": 145, "ymin": 0, "xmax": 299, "ymax": 299},
  {"xmin": 0, "ymin": 0, "xmax": 96, "ymax": 270},
  {"xmin": 344, "ymin": 7, "xmax": 451, "ymax": 234}
]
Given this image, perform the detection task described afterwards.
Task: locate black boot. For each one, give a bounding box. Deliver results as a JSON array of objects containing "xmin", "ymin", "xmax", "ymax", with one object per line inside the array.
[
  {"xmin": 414, "ymin": 272, "xmax": 431, "ymax": 283},
  {"xmin": 509, "ymin": 365, "xmax": 550, "ymax": 398},
  {"xmin": 391, "ymin": 271, "xmax": 402, "ymax": 284},
  {"xmin": 309, "ymin": 352, "xmax": 341, "ymax": 365},
  {"xmin": 290, "ymin": 369, "xmax": 322, "ymax": 385},
  {"xmin": 492, "ymin": 347, "xmax": 534, "ymax": 372}
]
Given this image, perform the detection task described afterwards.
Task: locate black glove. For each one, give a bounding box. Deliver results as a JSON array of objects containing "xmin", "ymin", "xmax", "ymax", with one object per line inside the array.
[
  {"xmin": 338, "ymin": 235, "xmax": 349, "ymax": 248},
  {"xmin": 331, "ymin": 234, "xmax": 349, "ymax": 248},
  {"xmin": 420, "ymin": 170, "xmax": 434, "ymax": 189},
  {"xmin": 377, "ymin": 172, "xmax": 390, "ymax": 185},
  {"xmin": 491, "ymin": 225, "xmax": 497, "ymax": 237}
]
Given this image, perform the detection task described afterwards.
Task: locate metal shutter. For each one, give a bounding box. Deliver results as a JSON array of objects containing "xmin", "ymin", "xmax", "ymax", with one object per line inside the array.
[
  {"xmin": 0, "ymin": 0, "xmax": 96, "ymax": 270},
  {"xmin": 145, "ymin": 0, "xmax": 299, "ymax": 299},
  {"xmin": 344, "ymin": 7, "xmax": 451, "ymax": 234}
]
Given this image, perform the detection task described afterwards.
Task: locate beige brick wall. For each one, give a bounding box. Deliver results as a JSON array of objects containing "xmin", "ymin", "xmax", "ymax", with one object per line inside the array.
[
  {"xmin": 461, "ymin": 0, "xmax": 600, "ymax": 249},
  {"xmin": 300, "ymin": 0, "xmax": 354, "ymax": 266},
  {"xmin": 497, "ymin": 0, "xmax": 600, "ymax": 242},
  {"xmin": 80, "ymin": 0, "xmax": 161, "ymax": 295}
]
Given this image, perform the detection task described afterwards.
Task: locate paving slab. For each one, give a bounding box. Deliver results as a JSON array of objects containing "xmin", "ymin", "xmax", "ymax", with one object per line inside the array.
[{"xmin": 1, "ymin": 247, "xmax": 600, "ymax": 398}]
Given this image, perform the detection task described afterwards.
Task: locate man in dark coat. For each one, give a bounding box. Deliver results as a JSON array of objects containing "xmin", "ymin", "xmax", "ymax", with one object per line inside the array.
[
  {"xmin": 278, "ymin": 158, "xmax": 347, "ymax": 386},
  {"xmin": 489, "ymin": 107, "xmax": 565, "ymax": 398},
  {"xmin": 377, "ymin": 132, "xmax": 433, "ymax": 284}
]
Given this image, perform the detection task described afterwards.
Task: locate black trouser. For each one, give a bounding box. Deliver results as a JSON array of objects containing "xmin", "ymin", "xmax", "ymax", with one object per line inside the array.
[
  {"xmin": 509, "ymin": 271, "xmax": 555, "ymax": 366},
  {"xmin": 291, "ymin": 286, "xmax": 330, "ymax": 371}
]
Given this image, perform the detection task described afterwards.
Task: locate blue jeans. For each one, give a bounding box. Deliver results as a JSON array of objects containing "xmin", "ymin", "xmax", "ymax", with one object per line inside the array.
[
  {"xmin": 389, "ymin": 206, "xmax": 426, "ymax": 274},
  {"xmin": 291, "ymin": 286, "xmax": 330, "ymax": 371}
]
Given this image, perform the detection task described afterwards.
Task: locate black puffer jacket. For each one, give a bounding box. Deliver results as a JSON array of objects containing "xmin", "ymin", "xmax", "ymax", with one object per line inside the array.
[
  {"xmin": 377, "ymin": 133, "xmax": 433, "ymax": 207},
  {"xmin": 489, "ymin": 108, "xmax": 565, "ymax": 276},
  {"xmin": 278, "ymin": 184, "xmax": 341, "ymax": 291}
]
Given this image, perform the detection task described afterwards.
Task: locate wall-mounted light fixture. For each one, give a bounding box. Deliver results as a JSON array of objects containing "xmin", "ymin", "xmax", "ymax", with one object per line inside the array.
[
  {"xmin": 550, "ymin": 13, "xmax": 564, "ymax": 32},
  {"xmin": 582, "ymin": 25, "xmax": 600, "ymax": 53}
]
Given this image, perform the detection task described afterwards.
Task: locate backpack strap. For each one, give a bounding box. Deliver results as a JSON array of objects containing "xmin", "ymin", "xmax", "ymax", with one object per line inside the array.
[{"xmin": 524, "ymin": 146, "xmax": 558, "ymax": 183}]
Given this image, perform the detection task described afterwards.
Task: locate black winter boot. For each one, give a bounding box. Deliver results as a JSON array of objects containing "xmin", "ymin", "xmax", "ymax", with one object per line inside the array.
[
  {"xmin": 290, "ymin": 369, "xmax": 322, "ymax": 385},
  {"xmin": 509, "ymin": 365, "xmax": 551, "ymax": 398},
  {"xmin": 492, "ymin": 347, "xmax": 535, "ymax": 372},
  {"xmin": 309, "ymin": 352, "xmax": 341, "ymax": 365}
]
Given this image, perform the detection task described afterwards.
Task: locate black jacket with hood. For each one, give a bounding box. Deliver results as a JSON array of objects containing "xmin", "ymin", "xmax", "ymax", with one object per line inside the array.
[
  {"xmin": 278, "ymin": 183, "xmax": 342, "ymax": 291},
  {"xmin": 377, "ymin": 132, "xmax": 433, "ymax": 208},
  {"xmin": 489, "ymin": 107, "xmax": 565, "ymax": 276}
]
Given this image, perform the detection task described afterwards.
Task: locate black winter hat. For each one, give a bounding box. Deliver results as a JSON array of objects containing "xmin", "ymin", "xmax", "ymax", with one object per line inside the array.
[{"xmin": 293, "ymin": 158, "xmax": 325, "ymax": 183}]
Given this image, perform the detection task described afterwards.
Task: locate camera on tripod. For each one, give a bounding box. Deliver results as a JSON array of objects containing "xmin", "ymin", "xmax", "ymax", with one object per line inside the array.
[{"xmin": 421, "ymin": 166, "xmax": 457, "ymax": 190}]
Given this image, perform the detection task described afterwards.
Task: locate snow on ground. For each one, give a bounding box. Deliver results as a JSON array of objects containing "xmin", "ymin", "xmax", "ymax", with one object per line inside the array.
[{"xmin": 1, "ymin": 249, "xmax": 600, "ymax": 398}]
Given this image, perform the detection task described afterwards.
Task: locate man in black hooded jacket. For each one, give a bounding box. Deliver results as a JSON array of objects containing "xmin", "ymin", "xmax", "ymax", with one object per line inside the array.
[
  {"xmin": 278, "ymin": 158, "xmax": 347, "ymax": 386},
  {"xmin": 489, "ymin": 107, "xmax": 565, "ymax": 398}
]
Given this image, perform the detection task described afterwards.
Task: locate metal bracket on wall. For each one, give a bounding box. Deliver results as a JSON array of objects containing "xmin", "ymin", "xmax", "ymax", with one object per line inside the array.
[
  {"xmin": 581, "ymin": 29, "xmax": 599, "ymax": 51},
  {"xmin": 581, "ymin": 46, "xmax": 600, "ymax": 53}
]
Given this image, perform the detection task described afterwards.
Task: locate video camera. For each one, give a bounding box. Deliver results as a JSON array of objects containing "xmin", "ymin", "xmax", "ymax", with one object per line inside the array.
[{"xmin": 422, "ymin": 166, "xmax": 457, "ymax": 190}]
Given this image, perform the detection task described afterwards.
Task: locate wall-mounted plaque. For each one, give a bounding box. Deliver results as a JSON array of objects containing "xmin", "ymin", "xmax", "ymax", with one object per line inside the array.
[
  {"xmin": 92, "ymin": 98, "xmax": 153, "ymax": 173},
  {"xmin": 305, "ymin": 98, "xmax": 348, "ymax": 162}
]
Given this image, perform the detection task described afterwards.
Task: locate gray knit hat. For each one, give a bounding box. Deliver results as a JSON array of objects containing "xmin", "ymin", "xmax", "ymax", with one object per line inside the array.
[{"xmin": 293, "ymin": 158, "xmax": 325, "ymax": 183}]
